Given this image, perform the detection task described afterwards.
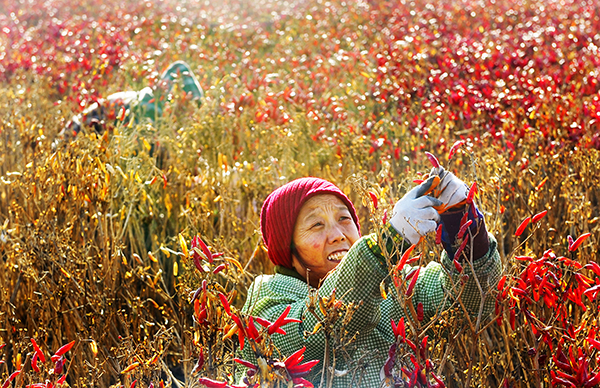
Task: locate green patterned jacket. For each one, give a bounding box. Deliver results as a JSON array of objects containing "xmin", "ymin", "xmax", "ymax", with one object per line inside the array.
[{"xmin": 240, "ymin": 225, "xmax": 502, "ymax": 387}]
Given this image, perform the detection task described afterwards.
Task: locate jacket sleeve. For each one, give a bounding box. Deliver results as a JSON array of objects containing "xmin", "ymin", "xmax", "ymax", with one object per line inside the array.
[{"xmin": 380, "ymin": 232, "xmax": 502, "ymax": 337}]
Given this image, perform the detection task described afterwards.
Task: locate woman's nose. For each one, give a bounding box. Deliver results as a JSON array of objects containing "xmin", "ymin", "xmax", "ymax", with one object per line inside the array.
[{"xmin": 327, "ymin": 225, "xmax": 346, "ymax": 243}]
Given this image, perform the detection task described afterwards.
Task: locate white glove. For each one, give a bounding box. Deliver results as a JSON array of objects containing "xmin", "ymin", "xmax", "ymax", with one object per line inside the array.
[
  {"xmin": 390, "ymin": 176, "xmax": 443, "ymax": 245},
  {"xmin": 432, "ymin": 168, "xmax": 469, "ymax": 211}
]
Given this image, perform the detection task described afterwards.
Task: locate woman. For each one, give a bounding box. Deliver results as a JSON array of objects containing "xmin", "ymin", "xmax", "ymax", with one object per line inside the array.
[
  {"xmin": 60, "ymin": 61, "xmax": 203, "ymax": 137},
  {"xmin": 241, "ymin": 171, "xmax": 502, "ymax": 387}
]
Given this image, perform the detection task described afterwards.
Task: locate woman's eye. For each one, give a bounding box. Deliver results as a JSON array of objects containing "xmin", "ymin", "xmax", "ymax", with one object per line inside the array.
[{"xmin": 311, "ymin": 222, "xmax": 323, "ymax": 228}]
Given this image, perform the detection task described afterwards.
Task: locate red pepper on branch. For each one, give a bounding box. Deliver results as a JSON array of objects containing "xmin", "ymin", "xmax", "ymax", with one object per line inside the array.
[
  {"xmin": 397, "ymin": 244, "xmax": 417, "ymax": 272},
  {"xmin": 416, "ymin": 302, "xmax": 424, "ymax": 321},
  {"xmin": 2, "ymin": 370, "xmax": 20, "ymax": 388},
  {"xmin": 197, "ymin": 377, "xmax": 228, "ymax": 388},
  {"xmin": 267, "ymin": 305, "xmax": 301, "ymax": 335},
  {"xmin": 435, "ymin": 224, "xmax": 442, "ymax": 245},
  {"xmin": 454, "ymin": 237, "xmax": 469, "ymax": 261},
  {"xmin": 466, "ymin": 182, "xmax": 477, "ymax": 205},
  {"xmin": 368, "ymin": 191, "xmax": 378, "ymax": 210},
  {"xmin": 457, "ymin": 219, "xmax": 472, "ymax": 240},
  {"xmin": 531, "ymin": 210, "xmax": 548, "ymax": 223},
  {"xmin": 219, "ymin": 293, "xmax": 231, "ymax": 316},
  {"xmin": 284, "ymin": 346, "xmax": 320, "ymax": 378},
  {"xmin": 234, "ymin": 358, "xmax": 257, "ymax": 370},
  {"xmin": 425, "ymin": 151, "xmax": 440, "ymax": 168},
  {"xmin": 405, "ymin": 267, "xmax": 420, "ymax": 296},
  {"xmin": 569, "ymin": 233, "xmax": 591, "ymax": 252},
  {"xmin": 448, "ymin": 140, "xmax": 465, "ymax": 160},
  {"xmin": 51, "ymin": 340, "xmax": 75, "ymax": 362},
  {"xmin": 515, "ymin": 216, "xmax": 531, "ymax": 237},
  {"xmin": 391, "ymin": 317, "xmax": 405, "ymax": 340},
  {"xmin": 31, "ymin": 338, "xmax": 46, "ymax": 363}
]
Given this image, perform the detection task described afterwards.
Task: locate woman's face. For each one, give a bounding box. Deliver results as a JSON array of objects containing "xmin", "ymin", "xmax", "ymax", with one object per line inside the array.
[{"xmin": 291, "ymin": 194, "xmax": 360, "ymax": 287}]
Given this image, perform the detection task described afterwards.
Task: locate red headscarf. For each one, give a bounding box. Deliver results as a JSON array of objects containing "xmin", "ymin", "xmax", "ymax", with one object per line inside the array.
[{"xmin": 260, "ymin": 177, "xmax": 360, "ymax": 269}]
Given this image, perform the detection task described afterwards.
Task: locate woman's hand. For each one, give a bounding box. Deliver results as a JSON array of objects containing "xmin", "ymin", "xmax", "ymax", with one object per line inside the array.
[
  {"xmin": 389, "ymin": 176, "xmax": 443, "ymax": 245},
  {"xmin": 433, "ymin": 168, "xmax": 469, "ymax": 212}
]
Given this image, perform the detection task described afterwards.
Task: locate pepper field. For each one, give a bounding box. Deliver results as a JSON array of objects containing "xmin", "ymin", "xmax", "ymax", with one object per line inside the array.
[{"xmin": 1, "ymin": 0, "xmax": 599, "ymax": 386}]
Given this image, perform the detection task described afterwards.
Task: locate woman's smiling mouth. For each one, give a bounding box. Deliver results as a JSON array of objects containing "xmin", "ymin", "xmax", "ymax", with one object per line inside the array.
[{"xmin": 327, "ymin": 250, "xmax": 348, "ymax": 262}]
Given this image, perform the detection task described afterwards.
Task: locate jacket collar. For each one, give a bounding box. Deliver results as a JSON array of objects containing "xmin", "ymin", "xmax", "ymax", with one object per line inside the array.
[{"xmin": 273, "ymin": 265, "xmax": 306, "ymax": 282}]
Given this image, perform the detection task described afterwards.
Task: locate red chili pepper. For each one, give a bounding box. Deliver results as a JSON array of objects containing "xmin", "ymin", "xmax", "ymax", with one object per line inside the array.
[
  {"xmin": 267, "ymin": 305, "xmax": 301, "ymax": 335},
  {"xmin": 53, "ymin": 340, "xmax": 75, "ymax": 358},
  {"xmin": 558, "ymin": 256, "xmax": 583, "ymax": 269},
  {"xmin": 246, "ymin": 317, "xmax": 260, "ymax": 341},
  {"xmin": 191, "ymin": 237, "xmax": 205, "ymax": 272},
  {"xmin": 285, "ymin": 347, "xmax": 320, "ymax": 378},
  {"xmin": 197, "ymin": 377, "xmax": 227, "ymax": 388},
  {"xmin": 584, "ymin": 284, "xmax": 600, "ymax": 301},
  {"xmin": 382, "ymin": 209, "xmax": 388, "ymax": 225},
  {"xmin": 425, "ymin": 151, "xmax": 440, "ymax": 168},
  {"xmin": 507, "ymin": 308, "xmax": 516, "ymax": 332},
  {"xmin": 191, "ymin": 235, "xmax": 213, "ymax": 263},
  {"xmin": 453, "ymin": 258, "xmax": 463, "ymax": 273},
  {"xmin": 551, "ymin": 371, "xmax": 576, "ymax": 387},
  {"xmin": 383, "ymin": 343, "xmax": 396, "ymax": 378},
  {"xmin": 416, "ymin": 302, "xmax": 424, "ymax": 321},
  {"xmin": 52, "ymin": 356, "xmax": 65, "ymax": 374},
  {"xmin": 584, "ymin": 261, "xmax": 600, "ymax": 277},
  {"xmin": 585, "ymin": 371, "xmax": 600, "ymax": 387},
  {"xmin": 218, "ymin": 293, "xmax": 231, "ymax": 316},
  {"xmin": 368, "ymin": 191, "xmax": 378, "ymax": 210},
  {"xmin": 391, "ymin": 317, "xmax": 405, "ymax": 340},
  {"xmin": 253, "ymin": 316, "xmax": 272, "ymax": 328},
  {"xmin": 56, "ymin": 375, "xmax": 66, "ymax": 385},
  {"xmin": 531, "ymin": 210, "xmax": 547, "ymax": 223},
  {"xmin": 587, "ymin": 337, "xmax": 600, "ymax": 351},
  {"xmin": 466, "ymin": 181, "xmax": 477, "ymax": 204},
  {"xmin": 555, "ymin": 370, "xmax": 578, "ymax": 385},
  {"xmin": 31, "ymin": 338, "xmax": 46, "ymax": 363},
  {"xmin": 406, "ymin": 267, "xmax": 420, "ymax": 296},
  {"xmin": 454, "ymin": 237, "xmax": 469, "ymax": 261},
  {"xmin": 2, "ymin": 370, "xmax": 21, "ymax": 388},
  {"xmin": 497, "ymin": 275, "xmax": 507, "ymax": 291},
  {"xmin": 397, "ymin": 244, "xmax": 417, "ymax": 272},
  {"xmin": 234, "ymin": 358, "xmax": 258, "ymax": 370},
  {"xmin": 495, "ymin": 300, "xmax": 503, "ymax": 327},
  {"xmin": 431, "ymin": 372, "xmax": 446, "ymax": 388},
  {"xmin": 419, "ymin": 335, "xmax": 428, "ymax": 360},
  {"xmin": 406, "ymin": 253, "xmax": 421, "ymax": 266},
  {"xmin": 405, "ymin": 338, "xmax": 417, "ymax": 353},
  {"xmin": 515, "ymin": 216, "xmax": 531, "ymax": 237},
  {"xmin": 569, "ymin": 232, "xmax": 591, "ymax": 251},
  {"xmin": 459, "ymin": 211, "xmax": 469, "ymax": 231},
  {"xmin": 31, "ymin": 352, "xmax": 40, "ymax": 373},
  {"xmin": 413, "ymin": 179, "xmax": 424, "ymax": 185},
  {"xmin": 448, "ymin": 140, "xmax": 465, "ymax": 159},
  {"xmin": 212, "ymin": 263, "xmax": 226, "ymax": 274},
  {"xmin": 190, "ymin": 287, "xmax": 202, "ymax": 303},
  {"xmin": 435, "ymin": 224, "xmax": 443, "ymax": 244},
  {"xmin": 192, "ymin": 349, "xmax": 204, "ymax": 374},
  {"xmin": 457, "ymin": 219, "xmax": 473, "ymax": 240}
]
